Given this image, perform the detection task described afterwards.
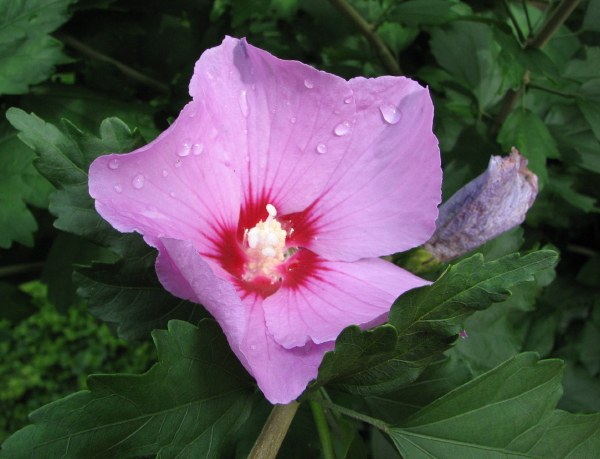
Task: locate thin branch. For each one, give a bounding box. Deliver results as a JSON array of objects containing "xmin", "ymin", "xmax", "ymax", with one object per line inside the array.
[
  {"xmin": 247, "ymin": 401, "xmax": 300, "ymax": 459},
  {"xmin": 502, "ymin": 0, "xmax": 527, "ymax": 43},
  {"xmin": 0, "ymin": 262, "xmax": 44, "ymax": 278},
  {"xmin": 492, "ymin": 0, "xmax": 582, "ymax": 134},
  {"xmin": 528, "ymin": 82, "xmax": 578, "ymax": 98},
  {"xmin": 53, "ymin": 32, "xmax": 171, "ymax": 95},
  {"xmin": 326, "ymin": 0, "xmax": 402, "ymax": 76}
]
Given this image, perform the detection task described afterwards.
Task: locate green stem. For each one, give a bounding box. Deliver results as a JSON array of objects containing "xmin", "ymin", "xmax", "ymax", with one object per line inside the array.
[
  {"xmin": 247, "ymin": 401, "xmax": 300, "ymax": 459},
  {"xmin": 310, "ymin": 401, "xmax": 336, "ymax": 459},
  {"xmin": 0, "ymin": 262, "xmax": 44, "ymax": 278},
  {"xmin": 306, "ymin": 394, "xmax": 390, "ymax": 432},
  {"xmin": 53, "ymin": 32, "xmax": 171, "ymax": 95},
  {"xmin": 492, "ymin": 0, "xmax": 582, "ymax": 134},
  {"xmin": 528, "ymin": 82, "xmax": 578, "ymax": 98},
  {"xmin": 325, "ymin": 0, "xmax": 402, "ymax": 76}
]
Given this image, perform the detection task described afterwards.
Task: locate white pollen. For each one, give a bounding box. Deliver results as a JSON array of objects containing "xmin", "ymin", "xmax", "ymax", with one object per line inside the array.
[
  {"xmin": 262, "ymin": 247, "xmax": 277, "ymax": 257},
  {"xmin": 266, "ymin": 232, "xmax": 279, "ymax": 246}
]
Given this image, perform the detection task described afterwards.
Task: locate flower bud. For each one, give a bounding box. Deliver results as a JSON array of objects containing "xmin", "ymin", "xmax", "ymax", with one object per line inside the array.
[{"xmin": 424, "ymin": 148, "xmax": 538, "ymax": 263}]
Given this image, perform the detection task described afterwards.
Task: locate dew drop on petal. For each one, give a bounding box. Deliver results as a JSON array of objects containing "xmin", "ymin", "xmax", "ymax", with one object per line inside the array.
[
  {"xmin": 175, "ymin": 160, "xmax": 182, "ymax": 168},
  {"xmin": 290, "ymin": 117, "xmax": 296, "ymax": 124},
  {"xmin": 239, "ymin": 90, "xmax": 249, "ymax": 117},
  {"xmin": 114, "ymin": 184, "xmax": 122, "ymax": 193},
  {"xmin": 162, "ymin": 170, "xmax": 168, "ymax": 177},
  {"xmin": 334, "ymin": 122, "xmax": 351, "ymax": 136},
  {"xmin": 170, "ymin": 191, "xmax": 176, "ymax": 198},
  {"xmin": 192, "ymin": 142, "xmax": 204, "ymax": 155},
  {"xmin": 251, "ymin": 345, "xmax": 257, "ymax": 350},
  {"xmin": 304, "ymin": 79, "xmax": 314, "ymax": 89},
  {"xmin": 108, "ymin": 158, "xmax": 120, "ymax": 169},
  {"xmin": 131, "ymin": 174, "xmax": 144, "ymax": 189},
  {"xmin": 316, "ymin": 143, "xmax": 327, "ymax": 154},
  {"xmin": 344, "ymin": 96, "xmax": 353, "ymax": 104},
  {"xmin": 251, "ymin": 83, "xmax": 256, "ymax": 91},
  {"xmin": 177, "ymin": 139, "xmax": 192, "ymax": 157},
  {"xmin": 245, "ymin": 156, "xmax": 250, "ymax": 162},
  {"xmin": 188, "ymin": 107, "xmax": 196, "ymax": 118},
  {"xmin": 379, "ymin": 102, "xmax": 402, "ymax": 124},
  {"xmin": 285, "ymin": 100, "xmax": 291, "ymax": 106}
]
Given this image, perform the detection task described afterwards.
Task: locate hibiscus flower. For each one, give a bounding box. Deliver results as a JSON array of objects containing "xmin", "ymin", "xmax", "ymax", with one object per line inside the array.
[{"xmin": 89, "ymin": 37, "xmax": 442, "ymax": 404}]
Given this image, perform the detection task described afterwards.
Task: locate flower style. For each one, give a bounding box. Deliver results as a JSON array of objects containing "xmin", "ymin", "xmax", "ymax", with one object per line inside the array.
[{"xmin": 89, "ymin": 37, "xmax": 442, "ymax": 404}]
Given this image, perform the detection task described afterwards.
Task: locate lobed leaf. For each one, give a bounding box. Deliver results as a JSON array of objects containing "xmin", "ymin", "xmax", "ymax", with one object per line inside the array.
[
  {"xmin": 74, "ymin": 257, "xmax": 210, "ymax": 342},
  {"xmin": 388, "ymin": 353, "xmax": 600, "ymax": 459},
  {"xmin": 307, "ymin": 251, "xmax": 557, "ymax": 397},
  {"xmin": 0, "ymin": 320, "xmax": 254, "ymax": 459},
  {"xmin": 0, "ymin": 0, "xmax": 75, "ymax": 95}
]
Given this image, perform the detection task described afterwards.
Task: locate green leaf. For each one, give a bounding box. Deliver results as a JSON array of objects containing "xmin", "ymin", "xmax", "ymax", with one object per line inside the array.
[
  {"xmin": 389, "ymin": 251, "xmax": 558, "ymax": 336},
  {"xmin": 577, "ymin": 79, "xmax": 600, "ymax": 140},
  {"xmin": 307, "ymin": 251, "xmax": 557, "ymax": 397},
  {"xmin": 448, "ymin": 244, "xmax": 557, "ymax": 373},
  {"xmin": 6, "ymin": 108, "xmax": 147, "ymax": 257},
  {"xmin": 388, "ymin": 0, "xmax": 471, "ymax": 27},
  {"xmin": 388, "ymin": 353, "xmax": 600, "ymax": 459},
  {"xmin": 583, "ymin": 0, "xmax": 600, "ymax": 32},
  {"xmin": 74, "ymin": 257, "xmax": 211, "ymax": 342},
  {"xmin": 0, "ymin": 320, "xmax": 254, "ymax": 459},
  {"xmin": 20, "ymin": 84, "xmax": 160, "ymax": 142},
  {"xmin": 564, "ymin": 46, "xmax": 600, "ymax": 82},
  {"xmin": 498, "ymin": 109, "xmax": 561, "ymax": 185},
  {"xmin": 0, "ymin": 120, "xmax": 54, "ymax": 248},
  {"xmin": 0, "ymin": 0, "xmax": 75, "ymax": 95},
  {"xmin": 366, "ymin": 356, "xmax": 474, "ymax": 425},
  {"xmin": 429, "ymin": 21, "xmax": 508, "ymax": 111}
]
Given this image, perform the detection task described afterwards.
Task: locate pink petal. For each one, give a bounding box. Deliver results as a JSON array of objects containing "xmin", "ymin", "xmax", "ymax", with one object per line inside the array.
[
  {"xmin": 157, "ymin": 238, "xmax": 333, "ymax": 404},
  {"xmin": 290, "ymin": 76, "xmax": 442, "ymax": 262},
  {"xmin": 263, "ymin": 251, "xmax": 430, "ymax": 349},
  {"xmin": 156, "ymin": 238, "xmax": 249, "ymax": 370},
  {"xmin": 240, "ymin": 296, "xmax": 334, "ymax": 404},
  {"xmin": 189, "ymin": 37, "xmax": 356, "ymax": 215},
  {"xmin": 89, "ymin": 102, "xmax": 242, "ymax": 255}
]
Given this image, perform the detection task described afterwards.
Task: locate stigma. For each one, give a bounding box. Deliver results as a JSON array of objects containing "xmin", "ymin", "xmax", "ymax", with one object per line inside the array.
[{"xmin": 243, "ymin": 204, "xmax": 288, "ymax": 281}]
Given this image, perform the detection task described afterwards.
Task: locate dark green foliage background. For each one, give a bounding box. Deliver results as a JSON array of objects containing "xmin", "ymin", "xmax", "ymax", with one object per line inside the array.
[{"xmin": 1, "ymin": 0, "xmax": 600, "ymax": 458}]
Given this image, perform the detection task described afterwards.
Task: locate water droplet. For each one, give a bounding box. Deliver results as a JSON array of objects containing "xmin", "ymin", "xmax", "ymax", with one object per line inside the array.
[
  {"xmin": 334, "ymin": 121, "xmax": 351, "ymax": 136},
  {"xmin": 131, "ymin": 174, "xmax": 144, "ymax": 189},
  {"xmin": 175, "ymin": 160, "xmax": 182, "ymax": 168},
  {"xmin": 113, "ymin": 184, "xmax": 122, "ymax": 193},
  {"xmin": 108, "ymin": 158, "xmax": 120, "ymax": 169},
  {"xmin": 290, "ymin": 117, "xmax": 296, "ymax": 124},
  {"xmin": 250, "ymin": 345, "xmax": 257, "ymax": 350},
  {"xmin": 239, "ymin": 90, "xmax": 249, "ymax": 117},
  {"xmin": 285, "ymin": 100, "xmax": 291, "ymax": 106},
  {"xmin": 170, "ymin": 191, "xmax": 176, "ymax": 198},
  {"xmin": 344, "ymin": 96, "xmax": 353, "ymax": 104},
  {"xmin": 379, "ymin": 102, "xmax": 402, "ymax": 125},
  {"xmin": 162, "ymin": 170, "xmax": 168, "ymax": 177},
  {"xmin": 177, "ymin": 139, "xmax": 192, "ymax": 157},
  {"xmin": 243, "ymin": 129, "xmax": 248, "ymax": 135},
  {"xmin": 188, "ymin": 107, "xmax": 196, "ymax": 118},
  {"xmin": 250, "ymin": 67, "xmax": 255, "ymax": 76},
  {"xmin": 316, "ymin": 143, "xmax": 327, "ymax": 154},
  {"xmin": 245, "ymin": 156, "xmax": 250, "ymax": 162},
  {"xmin": 192, "ymin": 142, "xmax": 204, "ymax": 155},
  {"xmin": 304, "ymin": 79, "xmax": 314, "ymax": 89},
  {"xmin": 334, "ymin": 109, "xmax": 341, "ymax": 115},
  {"xmin": 251, "ymin": 83, "xmax": 256, "ymax": 91}
]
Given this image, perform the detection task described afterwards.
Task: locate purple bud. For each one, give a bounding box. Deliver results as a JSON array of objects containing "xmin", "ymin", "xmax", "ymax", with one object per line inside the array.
[{"xmin": 424, "ymin": 148, "xmax": 538, "ymax": 262}]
